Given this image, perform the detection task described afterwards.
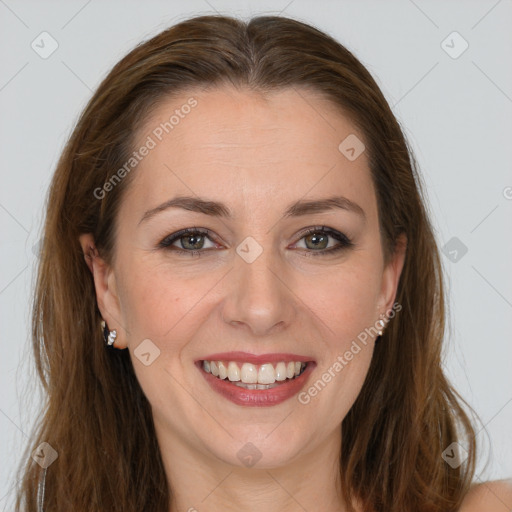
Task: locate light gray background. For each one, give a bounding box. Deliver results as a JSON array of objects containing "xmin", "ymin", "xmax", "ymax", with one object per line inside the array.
[{"xmin": 1, "ymin": 0, "xmax": 511, "ymax": 508}]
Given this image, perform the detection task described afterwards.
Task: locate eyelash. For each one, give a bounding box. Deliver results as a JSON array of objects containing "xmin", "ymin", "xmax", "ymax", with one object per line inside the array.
[{"xmin": 158, "ymin": 226, "xmax": 354, "ymax": 257}]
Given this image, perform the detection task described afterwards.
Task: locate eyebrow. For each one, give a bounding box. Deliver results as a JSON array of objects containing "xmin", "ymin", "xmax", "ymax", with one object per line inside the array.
[{"xmin": 139, "ymin": 195, "xmax": 366, "ymax": 225}]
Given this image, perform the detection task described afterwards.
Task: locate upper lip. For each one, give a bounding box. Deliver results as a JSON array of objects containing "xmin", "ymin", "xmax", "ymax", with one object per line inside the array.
[{"xmin": 197, "ymin": 351, "xmax": 314, "ymax": 365}]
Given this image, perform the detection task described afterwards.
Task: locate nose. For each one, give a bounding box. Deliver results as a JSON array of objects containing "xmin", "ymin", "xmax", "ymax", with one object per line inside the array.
[{"xmin": 221, "ymin": 241, "xmax": 297, "ymax": 337}]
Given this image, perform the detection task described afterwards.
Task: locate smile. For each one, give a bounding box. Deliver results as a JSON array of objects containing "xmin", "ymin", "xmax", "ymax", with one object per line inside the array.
[{"xmin": 196, "ymin": 352, "xmax": 316, "ymax": 406}]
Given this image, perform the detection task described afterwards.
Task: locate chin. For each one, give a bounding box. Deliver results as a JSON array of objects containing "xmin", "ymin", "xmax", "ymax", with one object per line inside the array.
[{"xmin": 203, "ymin": 425, "xmax": 313, "ymax": 470}]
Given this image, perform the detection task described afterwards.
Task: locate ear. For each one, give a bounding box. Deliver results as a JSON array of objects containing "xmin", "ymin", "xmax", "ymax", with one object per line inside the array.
[
  {"xmin": 377, "ymin": 233, "xmax": 407, "ymax": 321},
  {"xmin": 79, "ymin": 233, "xmax": 128, "ymax": 349}
]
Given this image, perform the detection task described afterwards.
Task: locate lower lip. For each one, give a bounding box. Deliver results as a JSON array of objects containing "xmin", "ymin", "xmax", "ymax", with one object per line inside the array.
[{"xmin": 197, "ymin": 361, "xmax": 316, "ymax": 407}]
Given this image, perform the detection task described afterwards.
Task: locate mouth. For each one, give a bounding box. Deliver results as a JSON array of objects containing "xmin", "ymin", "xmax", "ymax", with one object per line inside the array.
[{"xmin": 195, "ymin": 353, "xmax": 316, "ymax": 406}]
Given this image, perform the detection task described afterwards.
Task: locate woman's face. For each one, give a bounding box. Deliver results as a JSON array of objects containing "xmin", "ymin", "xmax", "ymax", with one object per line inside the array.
[{"xmin": 83, "ymin": 86, "xmax": 405, "ymax": 469}]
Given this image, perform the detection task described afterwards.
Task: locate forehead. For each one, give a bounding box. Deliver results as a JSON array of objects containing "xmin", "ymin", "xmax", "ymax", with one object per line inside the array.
[{"xmin": 124, "ymin": 86, "xmax": 376, "ymax": 222}]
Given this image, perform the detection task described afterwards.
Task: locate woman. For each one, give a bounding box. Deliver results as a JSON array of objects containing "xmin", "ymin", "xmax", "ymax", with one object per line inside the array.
[{"xmin": 14, "ymin": 13, "xmax": 511, "ymax": 512}]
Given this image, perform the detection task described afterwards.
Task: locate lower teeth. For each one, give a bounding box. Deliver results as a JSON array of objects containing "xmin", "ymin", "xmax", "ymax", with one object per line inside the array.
[{"xmin": 233, "ymin": 382, "xmax": 280, "ymax": 390}]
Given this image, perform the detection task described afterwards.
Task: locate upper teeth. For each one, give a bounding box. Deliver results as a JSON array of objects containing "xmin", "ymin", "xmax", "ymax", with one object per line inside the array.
[{"xmin": 203, "ymin": 360, "xmax": 306, "ymax": 384}]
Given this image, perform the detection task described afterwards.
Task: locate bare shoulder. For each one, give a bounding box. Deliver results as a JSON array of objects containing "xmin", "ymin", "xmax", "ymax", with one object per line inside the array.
[{"xmin": 459, "ymin": 479, "xmax": 512, "ymax": 512}]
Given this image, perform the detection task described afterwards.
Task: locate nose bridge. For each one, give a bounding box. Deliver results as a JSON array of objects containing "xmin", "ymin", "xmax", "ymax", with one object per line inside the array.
[{"xmin": 222, "ymin": 235, "xmax": 295, "ymax": 335}]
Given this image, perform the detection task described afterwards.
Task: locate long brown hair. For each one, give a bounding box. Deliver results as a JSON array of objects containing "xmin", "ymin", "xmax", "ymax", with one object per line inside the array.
[{"xmin": 14, "ymin": 14, "xmax": 480, "ymax": 512}]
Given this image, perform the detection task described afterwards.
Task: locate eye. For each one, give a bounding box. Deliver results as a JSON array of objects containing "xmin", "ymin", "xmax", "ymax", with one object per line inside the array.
[
  {"xmin": 158, "ymin": 227, "xmax": 218, "ymax": 256},
  {"xmin": 158, "ymin": 226, "xmax": 354, "ymax": 257},
  {"xmin": 292, "ymin": 226, "xmax": 354, "ymax": 256}
]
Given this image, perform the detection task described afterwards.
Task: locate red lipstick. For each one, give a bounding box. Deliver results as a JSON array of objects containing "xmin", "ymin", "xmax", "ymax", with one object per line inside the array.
[{"xmin": 196, "ymin": 352, "xmax": 316, "ymax": 407}]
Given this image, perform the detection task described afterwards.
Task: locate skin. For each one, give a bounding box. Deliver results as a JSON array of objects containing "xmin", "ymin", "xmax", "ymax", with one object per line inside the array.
[
  {"xmin": 80, "ymin": 85, "xmax": 409, "ymax": 511},
  {"xmin": 460, "ymin": 480, "xmax": 512, "ymax": 511}
]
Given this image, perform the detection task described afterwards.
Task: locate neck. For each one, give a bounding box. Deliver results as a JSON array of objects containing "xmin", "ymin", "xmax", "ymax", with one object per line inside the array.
[{"xmin": 156, "ymin": 425, "xmax": 348, "ymax": 512}]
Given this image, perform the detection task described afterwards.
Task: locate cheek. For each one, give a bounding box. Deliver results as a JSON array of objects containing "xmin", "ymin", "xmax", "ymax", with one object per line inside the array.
[
  {"xmin": 117, "ymin": 245, "xmax": 382, "ymax": 351},
  {"xmin": 117, "ymin": 257, "xmax": 222, "ymax": 342},
  {"xmin": 299, "ymin": 257, "xmax": 381, "ymax": 410},
  {"xmin": 307, "ymin": 262, "xmax": 382, "ymax": 343},
  {"xmin": 115, "ymin": 258, "xmax": 181, "ymax": 340},
  {"xmin": 298, "ymin": 333, "xmax": 374, "ymax": 433}
]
